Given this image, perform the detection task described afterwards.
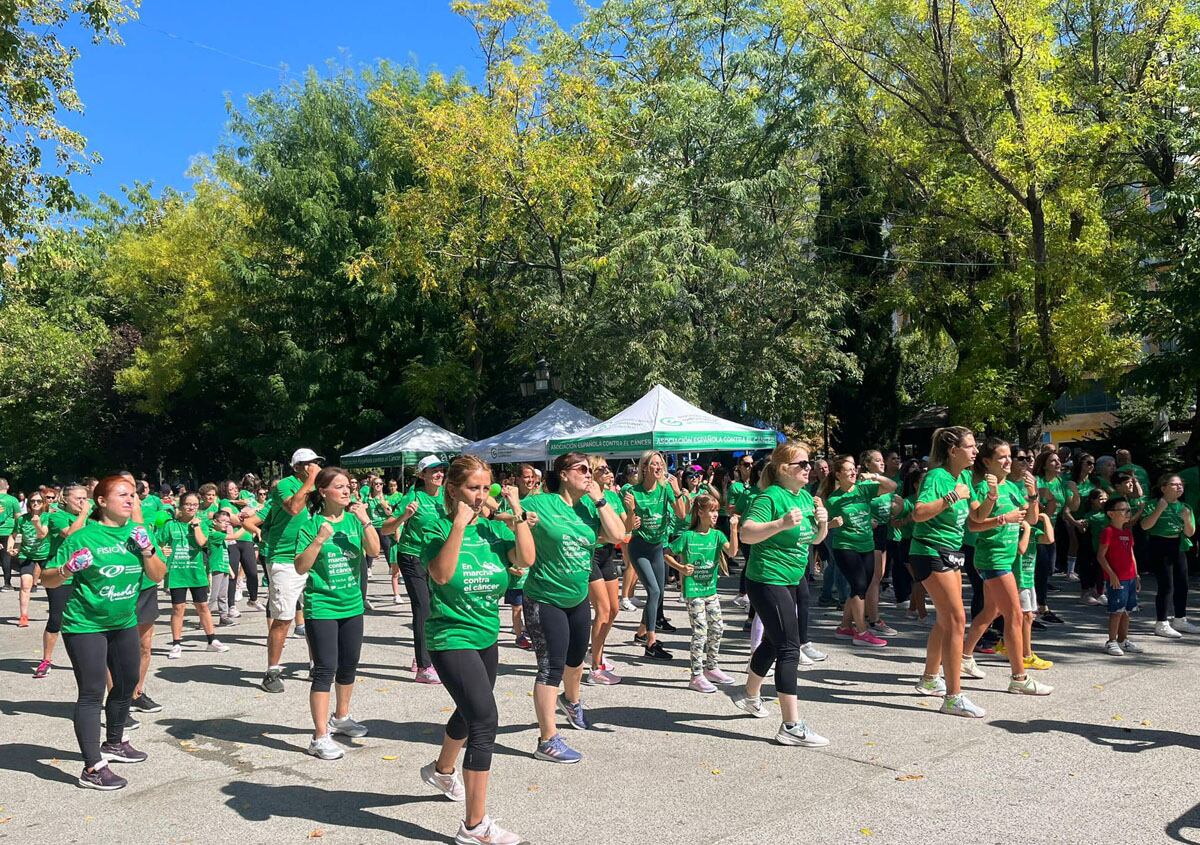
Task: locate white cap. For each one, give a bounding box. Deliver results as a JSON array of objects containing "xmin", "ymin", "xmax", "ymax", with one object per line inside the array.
[
  {"xmin": 416, "ymin": 455, "xmax": 447, "ymax": 473},
  {"xmin": 291, "ymin": 448, "xmax": 324, "ymax": 465}
]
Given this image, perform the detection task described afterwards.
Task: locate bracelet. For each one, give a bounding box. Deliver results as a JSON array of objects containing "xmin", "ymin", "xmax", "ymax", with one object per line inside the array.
[
  {"xmin": 517, "ymin": 511, "xmax": 528, "ymax": 523},
  {"xmin": 942, "ymin": 491, "xmax": 958, "ymax": 506}
]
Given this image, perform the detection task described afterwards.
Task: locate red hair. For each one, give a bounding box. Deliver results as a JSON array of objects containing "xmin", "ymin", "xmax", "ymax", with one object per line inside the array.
[{"xmin": 91, "ymin": 475, "xmax": 134, "ymax": 519}]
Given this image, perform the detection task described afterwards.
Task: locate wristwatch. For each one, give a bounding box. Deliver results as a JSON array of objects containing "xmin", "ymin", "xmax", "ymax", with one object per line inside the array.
[{"xmin": 594, "ymin": 497, "xmax": 610, "ymax": 509}]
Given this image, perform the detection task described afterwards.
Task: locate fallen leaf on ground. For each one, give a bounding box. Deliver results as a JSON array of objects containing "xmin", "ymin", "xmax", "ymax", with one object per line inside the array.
[
  {"xmin": 860, "ymin": 828, "xmax": 874, "ymax": 837},
  {"xmin": 895, "ymin": 774, "xmax": 924, "ymax": 782},
  {"xmin": 1111, "ymin": 714, "xmax": 1122, "ymax": 721},
  {"xmin": 528, "ymin": 785, "xmax": 540, "ymax": 792},
  {"xmin": 711, "ymin": 769, "xmax": 721, "ymax": 775},
  {"xmin": 381, "ymin": 756, "xmax": 398, "ymax": 761},
  {"xmin": 308, "ymin": 829, "xmax": 324, "ymax": 838},
  {"xmin": 1141, "ymin": 720, "xmax": 1151, "ymax": 727}
]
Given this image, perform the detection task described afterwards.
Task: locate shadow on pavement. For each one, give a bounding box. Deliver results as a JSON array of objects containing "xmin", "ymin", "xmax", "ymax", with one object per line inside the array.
[
  {"xmin": 359, "ymin": 718, "xmax": 530, "ymax": 760},
  {"xmin": 1167, "ymin": 800, "xmax": 1200, "ymax": 845},
  {"xmin": 0, "ymin": 657, "xmax": 39, "ymax": 676},
  {"xmin": 0, "ymin": 742, "xmax": 79, "ymax": 785},
  {"xmin": 161, "ymin": 716, "xmax": 312, "ymax": 755},
  {"xmin": 990, "ymin": 718, "xmax": 1200, "ymax": 753},
  {"xmin": 583, "ymin": 704, "xmax": 763, "ymax": 742},
  {"xmin": 153, "ymin": 661, "xmax": 307, "ymax": 689},
  {"xmin": 220, "ymin": 780, "xmax": 450, "ymax": 843},
  {"xmin": 0, "ymin": 697, "xmax": 74, "ymax": 721}
]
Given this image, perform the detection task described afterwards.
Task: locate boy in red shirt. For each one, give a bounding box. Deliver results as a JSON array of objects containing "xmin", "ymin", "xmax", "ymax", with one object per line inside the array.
[{"xmin": 1098, "ymin": 497, "xmax": 1142, "ymax": 656}]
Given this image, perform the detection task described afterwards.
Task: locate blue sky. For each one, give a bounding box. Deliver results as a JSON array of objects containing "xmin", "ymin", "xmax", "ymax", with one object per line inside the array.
[{"xmin": 64, "ymin": 1, "xmax": 583, "ymax": 203}]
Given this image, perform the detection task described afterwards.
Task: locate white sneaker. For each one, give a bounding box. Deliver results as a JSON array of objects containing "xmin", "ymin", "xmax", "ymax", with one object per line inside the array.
[
  {"xmin": 207, "ymin": 639, "xmax": 230, "ymax": 653},
  {"xmin": 733, "ymin": 693, "xmax": 772, "ymax": 718},
  {"xmin": 775, "ymin": 720, "xmax": 830, "ymax": 747},
  {"xmin": 915, "ymin": 675, "xmax": 946, "ymax": 696},
  {"xmin": 732, "ymin": 594, "xmax": 750, "ymax": 609},
  {"xmin": 797, "ymin": 649, "xmax": 814, "ymax": 667},
  {"xmin": 247, "ymin": 600, "xmax": 265, "ymax": 611},
  {"xmin": 229, "ymin": 607, "xmax": 242, "ymax": 618},
  {"xmin": 1120, "ymin": 639, "xmax": 1144, "ymax": 654},
  {"xmin": 1104, "ymin": 640, "xmax": 1124, "ymax": 655},
  {"xmin": 895, "ymin": 599, "xmax": 910, "ymax": 611},
  {"xmin": 1008, "ymin": 674, "xmax": 1053, "ymax": 695},
  {"xmin": 800, "ymin": 642, "xmax": 828, "ymax": 662},
  {"xmin": 455, "ymin": 815, "xmax": 523, "ymax": 845},
  {"xmin": 1171, "ymin": 617, "xmax": 1200, "ymax": 634},
  {"xmin": 420, "ymin": 760, "xmax": 465, "ymax": 801},
  {"xmin": 393, "ymin": 594, "xmax": 403, "ymax": 605},
  {"xmin": 306, "ymin": 734, "xmax": 344, "ymax": 760},
  {"xmin": 328, "ymin": 713, "xmax": 368, "ymax": 738},
  {"xmin": 1083, "ymin": 594, "xmax": 1104, "ymax": 606},
  {"xmin": 960, "ymin": 655, "xmax": 986, "ymax": 680},
  {"xmin": 168, "ymin": 643, "xmax": 182, "ymax": 660},
  {"xmin": 1155, "ymin": 620, "xmax": 1183, "ymax": 639},
  {"xmin": 619, "ymin": 598, "xmax": 637, "ymax": 612},
  {"xmin": 940, "ymin": 693, "xmax": 986, "ymax": 718}
]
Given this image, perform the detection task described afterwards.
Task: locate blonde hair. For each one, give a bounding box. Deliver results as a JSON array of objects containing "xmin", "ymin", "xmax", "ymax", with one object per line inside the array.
[
  {"xmin": 928, "ymin": 426, "xmax": 974, "ymax": 470},
  {"xmin": 443, "ymin": 455, "xmax": 492, "ymax": 512},
  {"xmin": 759, "ymin": 441, "xmax": 811, "ymax": 490},
  {"xmin": 635, "ymin": 450, "xmax": 665, "ymax": 486}
]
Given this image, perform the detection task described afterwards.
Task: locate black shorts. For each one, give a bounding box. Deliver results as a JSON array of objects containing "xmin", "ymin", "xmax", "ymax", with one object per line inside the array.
[
  {"xmin": 17, "ymin": 558, "xmax": 42, "ymax": 577},
  {"xmin": 872, "ymin": 525, "xmax": 888, "ymax": 553},
  {"xmin": 170, "ymin": 585, "xmax": 209, "ymax": 605},
  {"xmin": 909, "ymin": 549, "xmax": 966, "ymax": 583},
  {"xmin": 588, "ymin": 545, "xmax": 621, "ymax": 582},
  {"xmin": 136, "ymin": 586, "xmax": 159, "ymax": 626}
]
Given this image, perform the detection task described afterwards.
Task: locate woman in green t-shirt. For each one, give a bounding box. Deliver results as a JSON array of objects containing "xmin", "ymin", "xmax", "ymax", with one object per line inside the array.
[
  {"xmin": 35, "ymin": 482, "xmax": 92, "ymax": 679},
  {"xmin": 585, "ymin": 457, "xmax": 630, "ymax": 685},
  {"xmin": 1032, "ymin": 449, "xmax": 1077, "ymax": 624},
  {"xmin": 735, "ymin": 441, "xmax": 831, "ymax": 748},
  {"xmin": 419, "ymin": 456, "xmax": 534, "ymax": 845},
  {"xmin": 13, "ymin": 491, "xmax": 50, "ymax": 627},
  {"xmin": 859, "ymin": 449, "xmax": 903, "ymax": 638},
  {"xmin": 960, "ymin": 438, "xmax": 1050, "ymax": 695},
  {"xmin": 293, "ymin": 466, "xmax": 380, "ymax": 761},
  {"xmin": 42, "ymin": 476, "xmax": 167, "ymax": 791},
  {"xmin": 726, "ymin": 455, "xmax": 755, "ymax": 609},
  {"xmin": 909, "ymin": 426, "xmax": 985, "ymax": 718},
  {"xmin": 158, "ymin": 492, "xmax": 229, "ymax": 660},
  {"xmin": 217, "ymin": 479, "xmax": 261, "ymax": 614},
  {"xmin": 1140, "ymin": 474, "xmax": 1197, "ymax": 638}
]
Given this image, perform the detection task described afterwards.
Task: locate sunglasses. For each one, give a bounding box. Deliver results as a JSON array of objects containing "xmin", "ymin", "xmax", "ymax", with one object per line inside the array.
[
  {"xmin": 785, "ymin": 460, "xmax": 813, "ymax": 470},
  {"xmin": 571, "ymin": 465, "xmax": 593, "ymax": 475},
  {"xmin": 1015, "ymin": 455, "xmax": 1030, "ymax": 461}
]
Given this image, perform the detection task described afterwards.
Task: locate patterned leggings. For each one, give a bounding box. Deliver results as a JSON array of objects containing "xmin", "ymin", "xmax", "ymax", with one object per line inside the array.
[{"xmin": 686, "ymin": 595, "xmax": 723, "ymax": 676}]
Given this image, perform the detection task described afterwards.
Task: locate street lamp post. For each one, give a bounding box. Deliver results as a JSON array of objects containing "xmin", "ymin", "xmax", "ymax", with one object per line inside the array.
[{"xmin": 520, "ymin": 358, "xmax": 561, "ymax": 398}]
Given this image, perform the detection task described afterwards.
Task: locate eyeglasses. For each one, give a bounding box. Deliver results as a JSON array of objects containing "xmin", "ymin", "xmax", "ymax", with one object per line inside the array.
[
  {"xmin": 1015, "ymin": 455, "xmax": 1030, "ymax": 461},
  {"xmin": 571, "ymin": 465, "xmax": 593, "ymax": 475},
  {"xmin": 30, "ymin": 498, "xmax": 43, "ymax": 504},
  {"xmin": 785, "ymin": 460, "xmax": 812, "ymax": 470}
]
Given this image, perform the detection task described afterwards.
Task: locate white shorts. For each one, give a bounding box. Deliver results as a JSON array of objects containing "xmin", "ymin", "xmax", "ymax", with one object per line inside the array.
[
  {"xmin": 268, "ymin": 563, "xmax": 309, "ymax": 621},
  {"xmin": 1018, "ymin": 588, "xmax": 1036, "ymax": 613}
]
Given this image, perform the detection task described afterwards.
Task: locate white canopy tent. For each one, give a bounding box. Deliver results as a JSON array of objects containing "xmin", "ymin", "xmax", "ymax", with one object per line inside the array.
[
  {"xmin": 340, "ymin": 416, "xmax": 472, "ymax": 468},
  {"xmin": 464, "ymin": 399, "xmax": 600, "ymax": 464},
  {"xmin": 547, "ymin": 384, "xmax": 776, "ymax": 457}
]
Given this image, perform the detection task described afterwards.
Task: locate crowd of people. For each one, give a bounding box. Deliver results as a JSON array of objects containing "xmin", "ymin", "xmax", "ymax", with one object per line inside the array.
[{"xmin": 0, "ymin": 433, "xmax": 1195, "ymax": 845}]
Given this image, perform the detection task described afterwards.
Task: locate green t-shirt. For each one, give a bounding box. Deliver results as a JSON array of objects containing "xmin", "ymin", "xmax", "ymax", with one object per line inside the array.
[
  {"xmin": 46, "ymin": 508, "xmax": 87, "ymax": 582},
  {"xmin": 727, "ymin": 481, "xmax": 748, "ymax": 515},
  {"xmin": 298, "ymin": 513, "xmax": 366, "ymax": 620},
  {"xmin": 1085, "ymin": 509, "xmax": 1110, "ymax": 553},
  {"xmin": 394, "ymin": 487, "xmax": 448, "ymax": 558},
  {"xmin": 365, "ymin": 495, "xmax": 391, "ymax": 529},
  {"xmin": 891, "ymin": 496, "xmax": 915, "ymax": 542},
  {"xmin": 825, "ymin": 481, "xmax": 880, "ymax": 552},
  {"xmin": 218, "ymin": 498, "xmax": 253, "ymax": 541},
  {"xmin": 1072, "ymin": 477, "xmax": 1096, "ymax": 516},
  {"xmin": 0, "ymin": 493, "xmax": 21, "ymax": 534},
  {"xmin": 51, "ymin": 521, "xmax": 161, "ymax": 634},
  {"xmin": 262, "ymin": 475, "xmax": 313, "ymax": 565},
  {"xmin": 521, "ymin": 492, "xmax": 603, "ymax": 607},
  {"xmin": 622, "ymin": 482, "xmax": 678, "ymax": 544},
  {"xmin": 911, "ymin": 468, "xmax": 971, "ymax": 557},
  {"xmin": 16, "ymin": 513, "xmax": 50, "ymax": 560},
  {"xmin": 205, "ymin": 527, "xmax": 234, "ymax": 575},
  {"xmin": 671, "ymin": 490, "xmax": 698, "ymax": 537},
  {"xmin": 139, "ymin": 494, "xmax": 165, "ymax": 526},
  {"xmin": 969, "ymin": 479, "xmax": 1024, "ymax": 571},
  {"xmin": 155, "ymin": 518, "xmax": 210, "ymax": 589},
  {"xmin": 744, "ymin": 485, "xmax": 818, "ymax": 585},
  {"xmin": 1037, "ymin": 475, "xmax": 1069, "ymax": 513},
  {"xmin": 1017, "ymin": 523, "xmax": 1043, "ymax": 590},
  {"xmin": 423, "ymin": 517, "xmax": 516, "ymax": 651},
  {"xmin": 870, "ymin": 477, "xmax": 901, "ymax": 526},
  {"xmin": 1117, "ymin": 463, "xmax": 1152, "ymax": 496},
  {"xmin": 1146, "ymin": 500, "xmax": 1192, "ymax": 541},
  {"xmin": 669, "ymin": 529, "xmax": 728, "ymax": 599}
]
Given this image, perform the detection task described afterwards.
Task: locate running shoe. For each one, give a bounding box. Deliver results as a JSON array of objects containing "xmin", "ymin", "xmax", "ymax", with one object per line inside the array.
[
  {"xmin": 18, "ymin": 614, "xmax": 28, "ymax": 627},
  {"xmin": 619, "ymin": 598, "xmax": 637, "ymax": 612},
  {"xmin": 364, "ymin": 599, "xmax": 375, "ymax": 612},
  {"xmin": 168, "ymin": 643, "xmax": 183, "ymax": 660},
  {"xmin": 834, "ymin": 625, "xmax": 855, "ymax": 640},
  {"xmin": 261, "ymin": 667, "xmax": 285, "ymax": 693},
  {"xmin": 775, "ymin": 720, "xmax": 830, "ymax": 748},
  {"xmin": 633, "ymin": 632, "xmax": 648, "ymax": 645},
  {"xmin": 703, "ymin": 667, "xmax": 735, "ymax": 685},
  {"xmin": 894, "ymin": 599, "xmax": 910, "ymax": 611},
  {"xmin": 870, "ymin": 619, "xmax": 899, "ymax": 637},
  {"xmin": 1104, "ymin": 640, "xmax": 1124, "ymax": 656},
  {"xmin": 644, "ymin": 642, "xmax": 672, "ymax": 661},
  {"xmin": 732, "ymin": 594, "xmax": 750, "ymax": 609},
  {"xmin": 797, "ymin": 649, "xmax": 814, "ymax": 666},
  {"xmin": 940, "ymin": 693, "xmax": 986, "ymax": 718},
  {"xmin": 123, "ymin": 715, "xmax": 141, "ymax": 731},
  {"xmin": 219, "ymin": 616, "xmax": 237, "ymax": 626},
  {"xmin": 100, "ymin": 740, "xmax": 148, "ymax": 763},
  {"xmin": 328, "ymin": 714, "xmax": 369, "ymax": 738},
  {"xmin": 657, "ymin": 617, "xmax": 677, "ymax": 633},
  {"xmin": 817, "ymin": 596, "xmax": 838, "ymax": 607},
  {"xmin": 1040, "ymin": 610, "xmax": 1064, "ymax": 624},
  {"xmin": 557, "ymin": 694, "xmax": 589, "ymax": 730},
  {"xmin": 800, "ymin": 642, "xmax": 828, "ymax": 662},
  {"xmin": 852, "ymin": 630, "xmax": 887, "ymax": 648},
  {"xmin": 915, "ymin": 675, "xmax": 946, "ymax": 696},
  {"xmin": 393, "ymin": 594, "xmax": 403, "ymax": 605},
  {"xmin": 960, "ymin": 655, "xmax": 986, "ymax": 679},
  {"xmin": 416, "ymin": 666, "xmax": 442, "ymax": 685},
  {"xmin": 130, "ymin": 692, "xmax": 162, "ymax": 713},
  {"xmin": 455, "ymin": 815, "xmax": 525, "ymax": 845},
  {"xmin": 586, "ymin": 668, "xmax": 621, "ymax": 686},
  {"xmin": 1024, "ymin": 653, "xmax": 1053, "ymax": 670},
  {"xmin": 229, "ymin": 607, "xmax": 242, "ymax": 618},
  {"xmin": 733, "ymin": 693, "xmax": 772, "ymax": 718},
  {"xmin": 245, "ymin": 600, "xmax": 264, "ymax": 611},
  {"xmin": 207, "ymin": 639, "xmax": 230, "ymax": 652},
  {"xmin": 410, "ymin": 659, "xmax": 420, "ymax": 673},
  {"xmin": 1120, "ymin": 639, "xmax": 1144, "ymax": 654},
  {"xmin": 994, "ymin": 639, "xmax": 1007, "ymax": 655},
  {"xmin": 1067, "ymin": 572, "xmax": 1080, "ymax": 581},
  {"xmin": 534, "ymin": 734, "xmax": 582, "ymax": 764},
  {"xmin": 307, "ymin": 734, "xmax": 344, "ymax": 760},
  {"xmin": 689, "ymin": 674, "xmax": 718, "ymax": 693},
  {"xmin": 515, "ymin": 633, "xmax": 532, "ymax": 650},
  {"xmin": 1008, "ymin": 674, "xmax": 1053, "ymax": 695},
  {"xmin": 1154, "ymin": 620, "xmax": 1183, "ymax": 639},
  {"xmin": 1031, "ymin": 618, "xmax": 1048, "ymax": 631},
  {"xmin": 1083, "ymin": 594, "xmax": 1104, "ymax": 606},
  {"xmin": 1172, "ymin": 617, "xmax": 1200, "ymax": 634},
  {"xmin": 420, "ymin": 760, "xmax": 466, "ymax": 801},
  {"xmin": 292, "ymin": 624, "xmax": 306, "ymax": 638},
  {"xmin": 973, "ymin": 641, "xmax": 996, "ymax": 655},
  {"xmin": 78, "ymin": 761, "xmax": 127, "ymax": 791}
]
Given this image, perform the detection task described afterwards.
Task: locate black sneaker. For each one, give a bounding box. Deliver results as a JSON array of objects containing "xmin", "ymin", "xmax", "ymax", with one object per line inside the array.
[
  {"xmin": 1031, "ymin": 618, "xmax": 1048, "ymax": 631},
  {"xmin": 657, "ymin": 618, "xmax": 677, "ymax": 633},
  {"xmin": 261, "ymin": 667, "xmax": 285, "ymax": 693},
  {"xmin": 633, "ymin": 632, "xmax": 647, "ymax": 645},
  {"xmin": 130, "ymin": 692, "xmax": 162, "ymax": 713},
  {"xmin": 644, "ymin": 643, "xmax": 672, "ymax": 661},
  {"xmin": 78, "ymin": 762, "xmax": 127, "ymax": 790},
  {"xmin": 817, "ymin": 596, "xmax": 837, "ymax": 607},
  {"xmin": 104, "ymin": 714, "xmax": 140, "ymax": 731},
  {"xmin": 100, "ymin": 740, "xmax": 148, "ymax": 763},
  {"xmin": 1041, "ymin": 610, "xmax": 1065, "ymax": 624},
  {"xmin": 1046, "ymin": 582, "xmax": 1060, "ymax": 592}
]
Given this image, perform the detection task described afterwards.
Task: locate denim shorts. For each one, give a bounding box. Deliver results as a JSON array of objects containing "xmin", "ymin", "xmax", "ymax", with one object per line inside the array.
[
  {"xmin": 979, "ymin": 567, "xmax": 1013, "ymax": 581},
  {"xmin": 504, "ymin": 588, "xmax": 524, "ymax": 606},
  {"xmin": 1107, "ymin": 578, "xmax": 1137, "ymax": 614}
]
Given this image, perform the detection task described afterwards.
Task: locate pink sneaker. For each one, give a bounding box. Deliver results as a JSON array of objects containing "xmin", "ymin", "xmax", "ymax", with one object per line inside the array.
[
  {"xmin": 703, "ymin": 667, "xmax": 735, "ymax": 685},
  {"xmin": 409, "ymin": 659, "xmax": 418, "ymax": 673},
  {"xmin": 834, "ymin": 625, "xmax": 855, "ymax": 640},
  {"xmin": 852, "ymin": 630, "xmax": 887, "ymax": 648},
  {"xmin": 588, "ymin": 668, "xmax": 622, "ymax": 685},
  {"xmin": 689, "ymin": 674, "xmax": 718, "ymax": 693},
  {"xmin": 33, "ymin": 659, "xmax": 51, "ymax": 678},
  {"xmin": 416, "ymin": 666, "xmax": 442, "ymax": 685}
]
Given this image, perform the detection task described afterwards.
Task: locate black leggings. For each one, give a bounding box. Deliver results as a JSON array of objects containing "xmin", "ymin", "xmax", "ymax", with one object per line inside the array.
[
  {"xmin": 963, "ymin": 546, "xmax": 985, "ymax": 619},
  {"xmin": 0, "ymin": 538, "xmax": 12, "ymax": 585},
  {"xmin": 1077, "ymin": 531, "xmax": 1100, "ymax": 593},
  {"xmin": 746, "ymin": 578, "xmax": 801, "ymax": 696},
  {"xmin": 63, "ymin": 626, "xmax": 140, "ymax": 767},
  {"xmin": 398, "ymin": 553, "xmax": 433, "ymax": 669},
  {"xmin": 831, "ymin": 548, "xmax": 873, "ymax": 599},
  {"xmin": 378, "ymin": 533, "xmax": 394, "ymax": 562},
  {"xmin": 227, "ymin": 540, "xmax": 259, "ymax": 605},
  {"xmin": 1035, "ymin": 542, "xmax": 1055, "ymax": 606},
  {"xmin": 1148, "ymin": 535, "xmax": 1189, "ymax": 622},
  {"xmin": 525, "ymin": 598, "xmax": 589, "ymax": 687},
  {"xmin": 889, "ymin": 539, "xmax": 912, "ymax": 604},
  {"xmin": 304, "ymin": 614, "xmax": 364, "ymax": 692},
  {"xmin": 45, "ymin": 584, "xmax": 71, "ymax": 634},
  {"xmin": 430, "ymin": 644, "xmax": 499, "ymax": 772}
]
